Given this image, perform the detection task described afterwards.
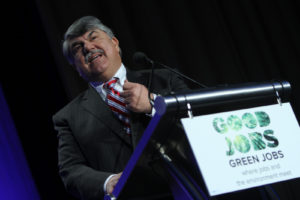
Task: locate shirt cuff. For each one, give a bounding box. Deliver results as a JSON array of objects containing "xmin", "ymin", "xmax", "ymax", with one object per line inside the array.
[
  {"xmin": 103, "ymin": 174, "xmax": 116, "ymax": 194},
  {"xmin": 146, "ymin": 93, "xmax": 158, "ymax": 117}
]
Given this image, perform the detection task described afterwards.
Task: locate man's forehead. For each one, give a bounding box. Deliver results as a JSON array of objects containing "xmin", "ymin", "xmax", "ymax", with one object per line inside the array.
[
  {"xmin": 83, "ymin": 29, "xmax": 103, "ymax": 37},
  {"xmin": 70, "ymin": 29, "xmax": 106, "ymax": 43}
]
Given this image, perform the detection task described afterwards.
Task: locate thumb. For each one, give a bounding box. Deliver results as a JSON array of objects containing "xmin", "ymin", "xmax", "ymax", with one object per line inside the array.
[{"xmin": 123, "ymin": 79, "xmax": 130, "ymax": 88}]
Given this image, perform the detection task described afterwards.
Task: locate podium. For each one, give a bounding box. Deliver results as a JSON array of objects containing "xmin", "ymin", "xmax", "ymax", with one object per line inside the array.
[{"xmin": 105, "ymin": 81, "xmax": 295, "ymax": 200}]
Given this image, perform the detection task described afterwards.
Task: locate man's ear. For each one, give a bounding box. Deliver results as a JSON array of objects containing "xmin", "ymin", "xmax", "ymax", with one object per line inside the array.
[{"xmin": 111, "ymin": 37, "xmax": 120, "ymax": 52}]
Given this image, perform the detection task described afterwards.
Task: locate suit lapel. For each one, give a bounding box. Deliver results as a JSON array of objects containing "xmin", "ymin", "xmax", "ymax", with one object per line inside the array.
[{"xmin": 81, "ymin": 86, "xmax": 132, "ymax": 146}]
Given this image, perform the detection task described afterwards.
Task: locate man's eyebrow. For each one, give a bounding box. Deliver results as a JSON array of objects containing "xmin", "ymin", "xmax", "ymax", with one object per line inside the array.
[{"xmin": 87, "ymin": 30, "xmax": 96, "ymax": 38}]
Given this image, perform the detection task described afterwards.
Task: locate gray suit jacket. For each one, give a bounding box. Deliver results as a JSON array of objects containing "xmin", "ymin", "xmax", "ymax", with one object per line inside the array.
[{"xmin": 53, "ymin": 68, "xmax": 189, "ymax": 199}]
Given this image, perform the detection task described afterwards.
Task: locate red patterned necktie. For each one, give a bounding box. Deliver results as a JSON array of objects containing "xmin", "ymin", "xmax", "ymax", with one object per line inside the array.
[{"xmin": 104, "ymin": 78, "xmax": 131, "ymax": 134}]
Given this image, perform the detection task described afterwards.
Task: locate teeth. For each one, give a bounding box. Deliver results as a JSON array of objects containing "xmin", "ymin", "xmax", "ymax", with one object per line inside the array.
[
  {"xmin": 89, "ymin": 54, "xmax": 102, "ymax": 63},
  {"xmin": 92, "ymin": 55, "xmax": 99, "ymax": 60}
]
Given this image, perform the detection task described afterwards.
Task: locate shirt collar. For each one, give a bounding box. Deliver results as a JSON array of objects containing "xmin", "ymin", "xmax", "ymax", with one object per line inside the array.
[
  {"xmin": 90, "ymin": 63, "xmax": 127, "ymax": 93},
  {"xmin": 90, "ymin": 63, "xmax": 126, "ymax": 86},
  {"xmin": 113, "ymin": 63, "xmax": 126, "ymax": 86}
]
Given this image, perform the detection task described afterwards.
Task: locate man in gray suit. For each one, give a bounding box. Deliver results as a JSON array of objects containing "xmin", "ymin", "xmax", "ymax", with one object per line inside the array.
[{"xmin": 53, "ymin": 16, "xmax": 188, "ymax": 199}]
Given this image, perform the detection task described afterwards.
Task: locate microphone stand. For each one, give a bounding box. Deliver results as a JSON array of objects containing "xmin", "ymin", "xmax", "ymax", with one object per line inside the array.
[{"xmin": 157, "ymin": 62, "xmax": 207, "ymax": 88}]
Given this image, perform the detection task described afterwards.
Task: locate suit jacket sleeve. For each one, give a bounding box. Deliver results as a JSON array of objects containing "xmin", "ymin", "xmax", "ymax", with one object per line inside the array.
[{"xmin": 53, "ymin": 109, "xmax": 111, "ymax": 199}]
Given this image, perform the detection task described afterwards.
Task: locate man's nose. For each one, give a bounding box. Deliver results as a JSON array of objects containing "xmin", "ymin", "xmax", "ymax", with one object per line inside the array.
[{"xmin": 82, "ymin": 41, "xmax": 95, "ymax": 55}]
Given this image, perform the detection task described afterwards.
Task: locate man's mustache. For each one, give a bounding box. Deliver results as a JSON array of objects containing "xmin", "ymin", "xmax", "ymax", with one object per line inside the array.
[{"xmin": 85, "ymin": 49, "xmax": 105, "ymax": 64}]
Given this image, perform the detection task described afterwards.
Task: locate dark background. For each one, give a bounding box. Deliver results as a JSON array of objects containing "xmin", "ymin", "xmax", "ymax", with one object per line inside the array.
[{"xmin": 1, "ymin": 0, "xmax": 300, "ymax": 199}]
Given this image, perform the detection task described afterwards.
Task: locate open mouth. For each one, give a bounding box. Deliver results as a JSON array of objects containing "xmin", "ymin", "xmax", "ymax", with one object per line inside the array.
[{"xmin": 88, "ymin": 53, "xmax": 103, "ymax": 63}]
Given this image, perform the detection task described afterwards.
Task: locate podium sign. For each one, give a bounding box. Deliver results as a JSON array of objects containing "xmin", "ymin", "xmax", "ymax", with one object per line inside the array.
[{"xmin": 181, "ymin": 103, "xmax": 300, "ymax": 196}]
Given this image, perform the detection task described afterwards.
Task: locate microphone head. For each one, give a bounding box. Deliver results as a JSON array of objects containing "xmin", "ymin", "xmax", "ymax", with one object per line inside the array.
[{"xmin": 133, "ymin": 51, "xmax": 153, "ymax": 67}]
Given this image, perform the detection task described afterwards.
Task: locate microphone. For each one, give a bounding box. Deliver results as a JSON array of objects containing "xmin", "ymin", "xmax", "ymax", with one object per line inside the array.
[
  {"xmin": 133, "ymin": 52, "xmax": 153, "ymax": 67},
  {"xmin": 133, "ymin": 51, "xmax": 207, "ymax": 88}
]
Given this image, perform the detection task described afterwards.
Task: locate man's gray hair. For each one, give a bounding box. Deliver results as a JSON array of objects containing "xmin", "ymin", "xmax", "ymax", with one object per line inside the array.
[{"xmin": 62, "ymin": 16, "xmax": 118, "ymax": 65}]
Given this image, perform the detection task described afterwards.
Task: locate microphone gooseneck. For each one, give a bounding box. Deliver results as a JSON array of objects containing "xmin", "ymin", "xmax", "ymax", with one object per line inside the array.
[{"xmin": 133, "ymin": 51, "xmax": 207, "ymax": 88}]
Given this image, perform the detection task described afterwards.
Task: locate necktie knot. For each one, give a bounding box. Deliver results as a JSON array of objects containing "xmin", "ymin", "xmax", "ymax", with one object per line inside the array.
[{"xmin": 104, "ymin": 78, "xmax": 120, "ymax": 96}]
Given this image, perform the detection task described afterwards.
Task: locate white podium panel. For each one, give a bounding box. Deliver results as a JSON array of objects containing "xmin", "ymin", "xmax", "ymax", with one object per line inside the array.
[{"xmin": 181, "ymin": 103, "xmax": 300, "ymax": 196}]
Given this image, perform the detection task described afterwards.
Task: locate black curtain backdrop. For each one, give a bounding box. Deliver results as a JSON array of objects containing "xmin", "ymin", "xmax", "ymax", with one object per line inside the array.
[{"xmin": 2, "ymin": 0, "xmax": 300, "ymax": 199}]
